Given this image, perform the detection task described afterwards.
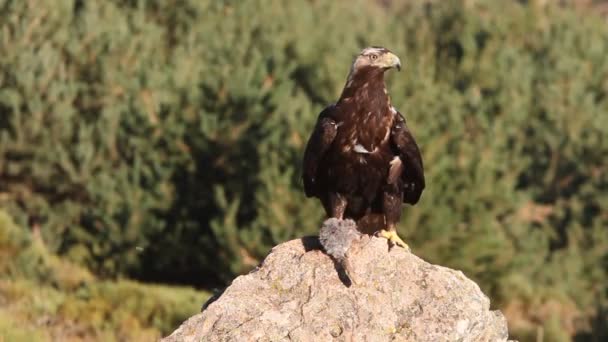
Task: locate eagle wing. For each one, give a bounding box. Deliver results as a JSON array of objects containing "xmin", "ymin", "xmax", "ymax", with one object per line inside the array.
[
  {"xmin": 390, "ymin": 110, "xmax": 425, "ymax": 204},
  {"xmin": 302, "ymin": 105, "xmax": 339, "ymax": 197}
]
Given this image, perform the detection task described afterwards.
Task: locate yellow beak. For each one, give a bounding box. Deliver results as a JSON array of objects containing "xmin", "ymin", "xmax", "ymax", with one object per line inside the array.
[{"xmin": 382, "ymin": 52, "xmax": 402, "ymax": 71}]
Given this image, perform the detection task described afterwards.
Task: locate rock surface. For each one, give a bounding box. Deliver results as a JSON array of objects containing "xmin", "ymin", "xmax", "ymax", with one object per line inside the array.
[{"xmin": 163, "ymin": 236, "xmax": 510, "ymax": 342}]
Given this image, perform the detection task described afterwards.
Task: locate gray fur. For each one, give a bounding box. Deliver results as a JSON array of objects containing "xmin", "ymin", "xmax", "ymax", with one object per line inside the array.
[{"xmin": 319, "ymin": 218, "xmax": 360, "ymax": 261}]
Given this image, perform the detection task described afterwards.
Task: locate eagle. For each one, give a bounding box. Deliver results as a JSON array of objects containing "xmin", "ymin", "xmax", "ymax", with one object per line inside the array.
[{"xmin": 302, "ymin": 47, "xmax": 425, "ymax": 250}]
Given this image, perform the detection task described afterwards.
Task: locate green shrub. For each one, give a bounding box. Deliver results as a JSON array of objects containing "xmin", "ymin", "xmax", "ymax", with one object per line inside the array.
[
  {"xmin": 0, "ymin": 210, "xmax": 208, "ymax": 340},
  {"xmin": 0, "ymin": 311, "xmax": 48, "ymax": 342}
]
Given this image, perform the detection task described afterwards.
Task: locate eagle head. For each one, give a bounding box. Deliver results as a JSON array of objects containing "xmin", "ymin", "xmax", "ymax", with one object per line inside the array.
[{"xmin": 351, "ymin": 47, "xmax": 402, "ymax": 73}]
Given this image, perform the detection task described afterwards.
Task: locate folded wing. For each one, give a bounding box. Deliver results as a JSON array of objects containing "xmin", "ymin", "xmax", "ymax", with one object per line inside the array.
[
  {"xmin": 302, "ymin": 105, "xmax": 339, "ymax": 197},
  {"xmin": 390, "ymin": 110, "xmax": 425, "ymax": 204}
]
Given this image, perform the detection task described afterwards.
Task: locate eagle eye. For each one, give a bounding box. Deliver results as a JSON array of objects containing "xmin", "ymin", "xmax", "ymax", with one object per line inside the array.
[{"xmin": 369, "ymin": 54, "xmax": 378, "ymax": 61}]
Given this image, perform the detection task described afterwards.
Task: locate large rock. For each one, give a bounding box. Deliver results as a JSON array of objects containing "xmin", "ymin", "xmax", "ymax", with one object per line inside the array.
[{"xmin": 163, "ymin": 236, "xmax": 511, "ymax": 341}]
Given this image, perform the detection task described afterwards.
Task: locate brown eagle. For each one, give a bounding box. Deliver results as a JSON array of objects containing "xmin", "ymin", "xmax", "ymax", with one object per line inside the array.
[{"xmin": 302, "ymin": 47, "xmax": 424, "ymax": 249}]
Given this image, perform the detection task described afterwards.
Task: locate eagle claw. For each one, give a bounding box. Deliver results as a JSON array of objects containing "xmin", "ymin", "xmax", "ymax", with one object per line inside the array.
[{"xmin": 376, "ymin": 229, "xmax": 411, "ymax": 252}]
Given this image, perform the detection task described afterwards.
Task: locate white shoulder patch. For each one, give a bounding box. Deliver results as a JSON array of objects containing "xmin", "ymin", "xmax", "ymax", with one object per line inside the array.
[{"xmin": 353, "ymin": 144, "xmax": 371, "ymax": 154}]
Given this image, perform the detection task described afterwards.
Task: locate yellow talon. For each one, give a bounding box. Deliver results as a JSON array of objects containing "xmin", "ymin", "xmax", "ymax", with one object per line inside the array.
[{"xmin": 376, "ymin": 229, "xmax": 410, "ymax": 252}]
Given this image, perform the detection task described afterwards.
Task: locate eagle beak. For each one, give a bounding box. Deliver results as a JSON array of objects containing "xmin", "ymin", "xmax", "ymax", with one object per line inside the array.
[{"xmin": 383, "ymin": 52, "xmax": 402, "ymax": 71}]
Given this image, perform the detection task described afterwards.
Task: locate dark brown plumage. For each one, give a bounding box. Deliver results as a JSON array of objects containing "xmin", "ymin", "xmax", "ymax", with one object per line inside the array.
[{"xmin": 302, "ymin": 47, "xmax": 425, "ymax": 248}]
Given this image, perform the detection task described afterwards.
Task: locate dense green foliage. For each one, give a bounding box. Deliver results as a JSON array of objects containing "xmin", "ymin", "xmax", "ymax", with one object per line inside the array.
[
  {"xmin": 0, "ymin": 210, "xmax": 209, "ymax": 341},
  {"xmin": 1, "ymin": 0, "xmax": 607, "ymax": 340}
]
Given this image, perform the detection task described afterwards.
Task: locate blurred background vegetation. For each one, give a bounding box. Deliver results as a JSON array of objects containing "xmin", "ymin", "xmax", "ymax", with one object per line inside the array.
[{"xmin": 0, "ymin": 0, "xmax": 607, "ymax": 340}]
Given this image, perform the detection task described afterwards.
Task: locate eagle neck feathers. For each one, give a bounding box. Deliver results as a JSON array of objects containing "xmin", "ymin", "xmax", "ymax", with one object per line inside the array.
[
  {"xmin": 335, "ymin": 66, "xmax": 395, "ymax": 155},
  {"xmin": 338, "ymin": 67, "xmax": 389, "ymax": 108}
]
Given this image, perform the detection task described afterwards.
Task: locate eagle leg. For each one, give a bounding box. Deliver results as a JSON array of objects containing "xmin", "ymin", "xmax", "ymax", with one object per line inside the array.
[
  {"xmin": 377, "ymin": 189, "xmax": 410, "ymax": 251},
  {"xmin": 323, "ymin": 192, "xmax": 348, "ymax": 220}
]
